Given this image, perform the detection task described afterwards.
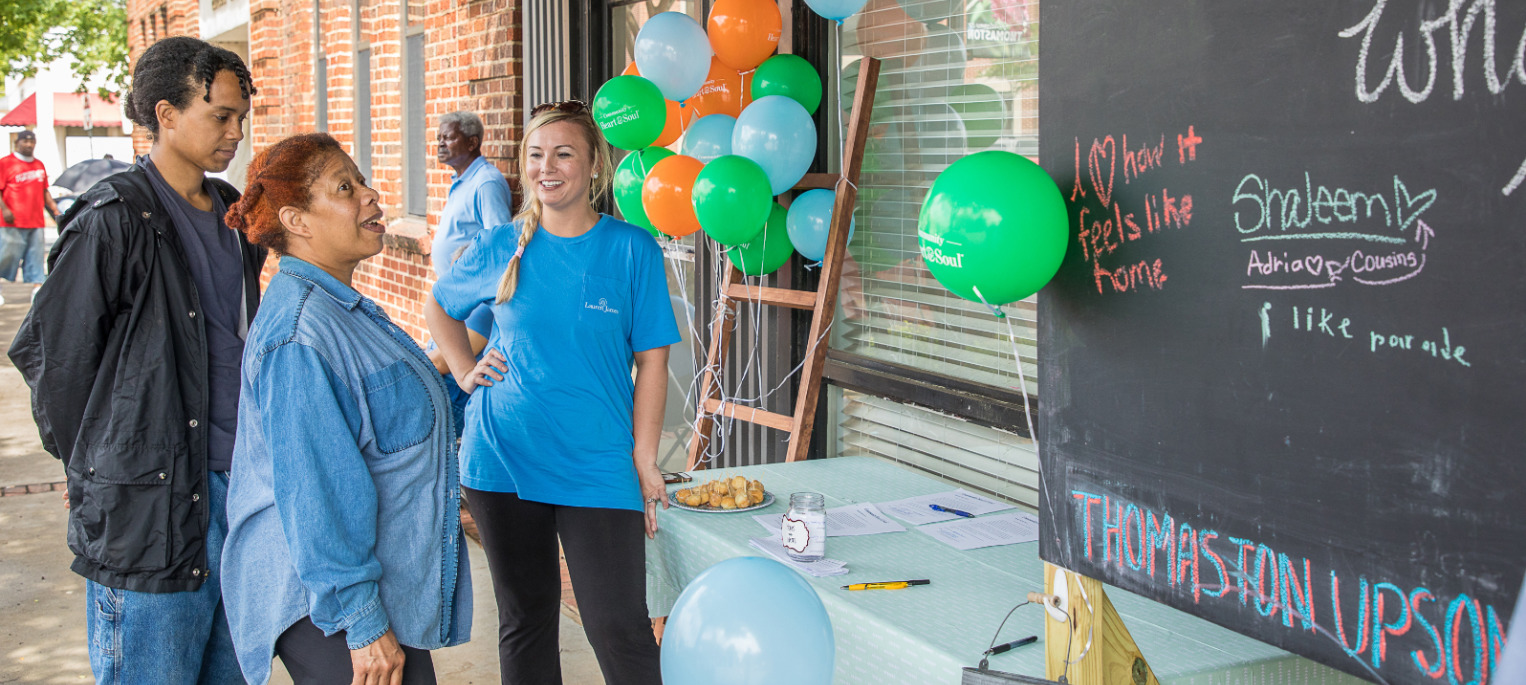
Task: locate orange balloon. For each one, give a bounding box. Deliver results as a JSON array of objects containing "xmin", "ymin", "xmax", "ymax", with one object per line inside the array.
[
  {"xmin": 707, "ymin": 0, "xmax": 782, "ymax": 71},
  {"xmin": 626, "ymin": 62, "xmax": 690, "ymax": 148},
  {"xmin": 682, "ymin": 58, "xmax": 749, "ymax": 119},
  {"xmin": 641, "ymin": 155, "xmax": 705, "ymax": 237}
]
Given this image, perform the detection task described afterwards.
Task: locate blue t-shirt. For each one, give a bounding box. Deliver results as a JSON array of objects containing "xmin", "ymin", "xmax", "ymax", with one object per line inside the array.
[
  {"xmin": 433, "ymin": 214, "xmax": 680, "ymax": 511},
  {"xmin": 433, "ymin": 157, "xmax": 513, "ymax": 279}
]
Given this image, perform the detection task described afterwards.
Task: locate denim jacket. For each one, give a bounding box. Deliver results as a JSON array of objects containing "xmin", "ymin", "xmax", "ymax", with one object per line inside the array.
[{"xmin": 221, "ymin": 257, "xmax": 470, "ymax": 684}]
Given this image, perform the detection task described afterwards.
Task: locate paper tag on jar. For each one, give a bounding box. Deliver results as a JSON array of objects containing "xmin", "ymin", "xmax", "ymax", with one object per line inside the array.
[{"xmin": 782, "ymin": 512, "xmax": 825, "ymax": 557}]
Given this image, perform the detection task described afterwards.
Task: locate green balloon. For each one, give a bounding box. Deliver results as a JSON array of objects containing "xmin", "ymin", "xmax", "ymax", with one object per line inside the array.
[
  {"xmin": 916, "ymin": 150, "xmax": 1068, "ymax": 306},
  {"xmin": 693, "ymin": 155, "xmax": 772, "ymax": 245},
  {"xmin": 751, "ymin": 55, "xmax": 822, "ymax": 115},
  {"xmin": 614, "ymin": 147, "xmax": 676, "ymax": 236},
  {"xmin": 726, "ymin": 203, "xmax": 793, "ymax": 276},
  {"xmin": 593, "ymin": 75, "xmax": 666, "ymax": 151}
]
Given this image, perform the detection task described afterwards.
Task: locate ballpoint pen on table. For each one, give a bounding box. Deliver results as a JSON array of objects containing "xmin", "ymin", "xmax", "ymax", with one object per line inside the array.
[
  {"xmin": 984, "ymin": 635, "xmax": 1037, "ymax": 656},
  {"xmin": 930, "ymin": 503, "xmax": 976, "ymax": 518},
  {"xmin": 840, "ymin": 579, "xmax": 931, "ymax": 591}
]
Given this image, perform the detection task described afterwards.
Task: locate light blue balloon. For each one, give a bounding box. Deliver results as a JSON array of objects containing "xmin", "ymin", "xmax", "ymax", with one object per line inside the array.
[
  {"xmin": 732, "ymin": 95, "xmax": 817, "ymax": 196},
  {"xmin": 660, "ymin": 557, "xmax": 834, "ymax": 685},
  {"xmin": 787, "ymin": 188, "xmax": 855, "ymax": 262},
  {"xmin": 681, "ymin": 114, "xmax": 736, "ymax": 164},
  {"xmin": 634, "ymin": 13, "xmax": 713, "ymax": 102},
  {"xmin": 803, "ymin": 0, "xmax": 868, "ymax": 22}
]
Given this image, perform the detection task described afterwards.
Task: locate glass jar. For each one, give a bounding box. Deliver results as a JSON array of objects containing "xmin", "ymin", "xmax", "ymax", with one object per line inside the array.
[{"xmin": 783, "ymin": 492, "xmax": 826, "ymax": 561}]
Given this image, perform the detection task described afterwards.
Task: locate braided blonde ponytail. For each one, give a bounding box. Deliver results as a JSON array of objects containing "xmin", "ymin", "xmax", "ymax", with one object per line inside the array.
[
  {"xmin": 494, "ymin": 106, "xmax": 614, "ymax": 304},
  {"xmin": 495, "ymin": 199, "xmax": 540, "ymax": 303}
]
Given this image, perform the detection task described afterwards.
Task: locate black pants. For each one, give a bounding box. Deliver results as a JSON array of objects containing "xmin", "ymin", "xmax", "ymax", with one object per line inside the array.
[
  {"xmin": 463, "ymin": 487, "xmax": 661, "ymax": 685},
  {"xmin": 275, "ymin": 616, "xmax": 436, "ymax": 684}
]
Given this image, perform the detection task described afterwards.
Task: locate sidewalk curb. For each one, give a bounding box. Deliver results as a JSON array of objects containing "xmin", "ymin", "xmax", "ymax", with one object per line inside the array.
[{"xmin": 0, "ymin": 480, "xmax": 65, "ymax": 496}]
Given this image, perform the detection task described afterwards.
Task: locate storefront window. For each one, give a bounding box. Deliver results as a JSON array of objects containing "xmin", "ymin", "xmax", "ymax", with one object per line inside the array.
[{"xmin": 828, "ymin": 0, "xmax": 1040, "ymax": 504}]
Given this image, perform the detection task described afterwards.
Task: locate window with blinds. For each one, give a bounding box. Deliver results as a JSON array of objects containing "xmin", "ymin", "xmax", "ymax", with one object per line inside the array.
[{"xmin": 827, "ymin": 0, "xmax": 1041, "ymax": 506}]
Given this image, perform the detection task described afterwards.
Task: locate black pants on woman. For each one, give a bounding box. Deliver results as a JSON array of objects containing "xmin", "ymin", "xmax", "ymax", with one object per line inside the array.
[
  {"xmin": 463, "ymin": 487, "xmax": 661, "ymax": 685},
  {"xmin": 274, "ymin": 616, "xmax": 436, "ymax": 684}
]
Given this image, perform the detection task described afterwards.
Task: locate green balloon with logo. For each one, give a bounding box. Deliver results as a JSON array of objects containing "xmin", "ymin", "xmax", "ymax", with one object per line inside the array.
[
  {"xmin": 726, "ymin": 203, "xmax": 794, "ymax": 276},
  {"xmin": 693, "ymin": 155, "xmax": 772, "ymax": 245},
  {"xmin": 614, "ymin": 147, "xmax": 676, "ymax": 236},
  {"xmin": 593, "ymin": 75, "xmax": 667, "ymax": 151},
  {"xmin": 916, "ymin": 150, "xmax": 1068, "ymax": 306}
]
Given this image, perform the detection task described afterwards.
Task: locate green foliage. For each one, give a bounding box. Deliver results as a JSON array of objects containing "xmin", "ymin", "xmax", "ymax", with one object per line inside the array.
[{"xmin": 0, "ymin": 0, "xmax": 128, "ymax": 97}]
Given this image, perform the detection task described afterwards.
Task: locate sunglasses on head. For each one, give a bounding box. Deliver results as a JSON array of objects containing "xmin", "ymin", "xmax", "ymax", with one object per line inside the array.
[{"xmin": 531, "ymin": 100, "xmax": 590, "ymax": 116}]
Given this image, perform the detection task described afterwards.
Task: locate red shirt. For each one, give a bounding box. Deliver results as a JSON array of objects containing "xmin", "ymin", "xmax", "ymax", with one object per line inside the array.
[{"xmin": 0, "ymin": 154, "xmax": 49, "ymax": 228}]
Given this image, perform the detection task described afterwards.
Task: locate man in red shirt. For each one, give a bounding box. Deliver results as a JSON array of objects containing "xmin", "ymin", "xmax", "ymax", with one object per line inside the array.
[{"xmin": 0, "ymin": 130, "xmax": 60, "ymax": 290}]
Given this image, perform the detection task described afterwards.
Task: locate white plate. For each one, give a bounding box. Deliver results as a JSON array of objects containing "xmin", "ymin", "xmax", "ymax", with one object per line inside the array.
[{"xmin": 668, "ymin": 490, "xmax": 776, "ymax": 513}]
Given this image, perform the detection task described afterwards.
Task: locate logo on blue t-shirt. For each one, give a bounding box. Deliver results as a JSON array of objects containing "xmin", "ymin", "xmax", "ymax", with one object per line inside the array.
[{"xmin": 584, "ymin": 297, "xmax": 620, "ymax": 315}]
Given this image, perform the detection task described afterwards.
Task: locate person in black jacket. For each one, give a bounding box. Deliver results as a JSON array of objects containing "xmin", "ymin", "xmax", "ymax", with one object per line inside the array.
[{"xmin": 8, "ymin": 37, "xmax": 264, "ymax": 684}]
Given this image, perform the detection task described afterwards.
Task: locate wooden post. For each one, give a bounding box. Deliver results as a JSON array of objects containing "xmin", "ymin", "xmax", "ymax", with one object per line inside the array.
[{"xmin": 1042, "ymin": 563, "xmax": 1160, "ymax": 685}]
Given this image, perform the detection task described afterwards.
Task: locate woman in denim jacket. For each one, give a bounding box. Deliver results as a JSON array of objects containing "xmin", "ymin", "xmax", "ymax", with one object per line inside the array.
[{"xmin": 220, "ymin": 133, "xmax": 471, "ymax": 685}]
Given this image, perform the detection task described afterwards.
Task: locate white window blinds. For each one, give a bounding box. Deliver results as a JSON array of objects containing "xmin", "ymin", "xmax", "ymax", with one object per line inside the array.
[{"xmin": 828, "ymin": 0, "xmax": 1040, "ymax": 506}]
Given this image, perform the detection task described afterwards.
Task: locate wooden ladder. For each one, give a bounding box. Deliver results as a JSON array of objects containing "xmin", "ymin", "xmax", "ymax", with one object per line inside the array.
[{"xmin": 686, "ymin": 57, "xmax": 882, "ymax": 470}]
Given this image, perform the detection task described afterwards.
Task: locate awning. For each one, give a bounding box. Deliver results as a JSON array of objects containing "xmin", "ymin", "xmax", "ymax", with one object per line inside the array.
[
  {"xmin": 0, "ymin": 93, "xmax": 37, "ymax": 127},
  {"xmin": 53, "ymin": 93, "xmax": 121, "ymax": 128}
]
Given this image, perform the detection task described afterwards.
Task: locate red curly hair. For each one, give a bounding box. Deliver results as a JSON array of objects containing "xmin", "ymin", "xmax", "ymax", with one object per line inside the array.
[{"xmin": 224, "ymin": 133, "xmax": 345, "ymax": 254}]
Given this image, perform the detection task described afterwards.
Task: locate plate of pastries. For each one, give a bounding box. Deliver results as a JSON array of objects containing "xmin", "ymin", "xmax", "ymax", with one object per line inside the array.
[{"xmin": 669, "ymin": 476, "xmax": 774, "ymax": 513}]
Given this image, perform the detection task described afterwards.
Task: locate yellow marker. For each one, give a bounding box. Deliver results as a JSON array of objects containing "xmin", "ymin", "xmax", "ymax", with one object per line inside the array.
[{"xmin": 841, "ymin": 579, "xmax": 931, "ymax": 591}]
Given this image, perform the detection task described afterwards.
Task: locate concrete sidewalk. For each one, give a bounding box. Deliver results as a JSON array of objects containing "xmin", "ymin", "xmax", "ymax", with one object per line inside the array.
[{"xmin": 0, "ymin": 282, "xmax": 606, "ymax": 684}]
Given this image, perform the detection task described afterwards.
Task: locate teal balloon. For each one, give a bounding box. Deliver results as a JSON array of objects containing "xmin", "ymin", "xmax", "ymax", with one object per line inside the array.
[
  {"xmin": 751, "ymin": 54, "xmax": 823, "ymax": 115},
  {"xmin": 732, "ymin": 95, "xmax": 816, "ymax": 195},
  {"xmin": 693, "ymin": 155, "xmax": 772, "ymax": 245},
  {"xmin": 660, "ymin": 557, "xmax": 834, "ymax": 685},
  {"xmin": 803, "ymin": 0, "xmax": 868, "ymax": 22},
  {"xmin": 680, "ymin": 114, "xmax": 735, "ymax": 163},
  {"xmin": 594, "ymin": 75, "xmax": 667, "ymax": 151},
  {"xmin": 634, "ymin": 12, "xmax": 713, "ymax": 101},
  {"xmin": 613, "ymin": 147, "xmax": 676, "ymax": 236},
  {"xmin": 916, "ymin": 150, "xmax": 1068, "ymax": 306},
  {"xmin": 726, "ymin": 203, "xmax": 794, "ymax": 276},
  {"xmin": 786, "ymin": 188, "xmax": 854, "ymax": 262}
]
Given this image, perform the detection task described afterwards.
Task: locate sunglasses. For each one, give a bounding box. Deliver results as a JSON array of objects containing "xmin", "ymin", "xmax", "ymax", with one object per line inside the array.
[{"xmin": 531, "ymin": 100, "xmax": 590, "ymax": 116}]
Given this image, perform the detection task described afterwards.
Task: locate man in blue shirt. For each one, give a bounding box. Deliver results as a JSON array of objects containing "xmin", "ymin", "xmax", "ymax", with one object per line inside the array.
[{"xmin": 433, "ymin": 111, "xmax": 513, "ymax": 277}]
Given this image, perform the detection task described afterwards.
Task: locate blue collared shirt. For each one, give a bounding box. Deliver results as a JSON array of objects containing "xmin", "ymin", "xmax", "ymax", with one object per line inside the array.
[
  {"xmin": 222, "ymin": 257, "xmax": 471, "ymax": 684},
  {"xmin": 433, "ymin": 156, "xmax": 513, "ymax": 278}
]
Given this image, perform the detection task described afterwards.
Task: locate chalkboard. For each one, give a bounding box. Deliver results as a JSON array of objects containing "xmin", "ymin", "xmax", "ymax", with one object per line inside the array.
[{"xmin": 1035, "ymin": 2, "xmax": 1525, "ymax": 683}]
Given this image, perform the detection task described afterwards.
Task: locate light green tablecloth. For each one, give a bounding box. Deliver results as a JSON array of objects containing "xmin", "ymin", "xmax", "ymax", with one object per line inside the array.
[{"xmin": 645, "ymin": 457, "xmax": 1365, "ymax": 685}]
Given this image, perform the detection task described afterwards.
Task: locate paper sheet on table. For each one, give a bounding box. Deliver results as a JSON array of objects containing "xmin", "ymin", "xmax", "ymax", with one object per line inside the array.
[
  {"xmin": 747, "ymin": 537, "xmax": 851, "ymax": 577},
  {"xmin": 917, "ymin": 512, "xmax": 1040, "ymax": 550},
  {"xmin": 751, "ymin": 502, "xmax": 907, "ymax": 538},
  {"xmin": 878, "ymin": 489, "xmax": 1017, "ymax": 525}
]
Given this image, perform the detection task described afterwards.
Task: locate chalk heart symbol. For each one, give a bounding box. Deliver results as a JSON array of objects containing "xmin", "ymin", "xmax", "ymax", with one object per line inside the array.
[
  {"xmin": 1303, "ymin": 256, "xmax": 1324, "ymax": 275},
  {"xmin": 1394, "ymin": 177, "xmax": 1436, "ymax": 231},
  {"xmin": 1088, "ymin": 136, "xmax": 1116, "ymax": 207}
]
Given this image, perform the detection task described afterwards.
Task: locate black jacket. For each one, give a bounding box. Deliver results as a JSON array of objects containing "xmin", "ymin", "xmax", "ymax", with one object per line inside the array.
[{"xmin": 9, "ymin": 162, "xmax": 267, "ymax": 593}]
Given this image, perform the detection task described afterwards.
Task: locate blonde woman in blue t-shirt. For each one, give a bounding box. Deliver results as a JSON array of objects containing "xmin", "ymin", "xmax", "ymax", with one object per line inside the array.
[{"xmin": 426, "ymin": 101, "xmax": 678, "ymax": 685}]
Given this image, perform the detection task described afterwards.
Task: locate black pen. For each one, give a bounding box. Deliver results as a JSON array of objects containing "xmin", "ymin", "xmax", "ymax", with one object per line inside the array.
[{"xmin": 985, "ymin": 635, "xmax": 1038, "ymax": 656}]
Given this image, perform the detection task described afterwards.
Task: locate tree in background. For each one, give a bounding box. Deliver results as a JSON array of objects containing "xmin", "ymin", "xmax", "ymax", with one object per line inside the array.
[{"xmin": 0, "ymin": 0, "xmax": 128, "ymax": 97}]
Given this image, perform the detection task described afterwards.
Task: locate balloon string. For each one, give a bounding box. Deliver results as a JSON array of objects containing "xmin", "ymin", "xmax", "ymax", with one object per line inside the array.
[
  {"xmin": 976, "ymin": 287, "xmax": 1039, "ymax": 447},
  {"xmin": 834, "ymin": 21, "xmax": 847, "ymax": 173},
  {"xmin": 971, "ymin": 285, "xmax": 1007, "ymax": 320}
]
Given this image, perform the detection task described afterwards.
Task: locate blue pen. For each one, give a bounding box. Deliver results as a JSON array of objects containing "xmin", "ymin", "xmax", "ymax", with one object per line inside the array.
[{"xmin": 930, "ymin": 504, "xmax": 975, "ymax": 518}]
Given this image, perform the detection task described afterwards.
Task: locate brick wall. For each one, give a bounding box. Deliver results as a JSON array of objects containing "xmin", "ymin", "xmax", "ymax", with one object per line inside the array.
[{"xmin": 126, "ymin": 0, "xmax": 524, "ymax": 342}]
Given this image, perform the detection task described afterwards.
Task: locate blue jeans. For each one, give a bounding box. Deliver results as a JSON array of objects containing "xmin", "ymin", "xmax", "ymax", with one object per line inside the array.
[
  {"xmin": 86, "ymin": 471, "xmax": 242, "ymax": 684},
  {"xmin": 0, "ymin": 226, "xmax": 47, "ymax": 283}
]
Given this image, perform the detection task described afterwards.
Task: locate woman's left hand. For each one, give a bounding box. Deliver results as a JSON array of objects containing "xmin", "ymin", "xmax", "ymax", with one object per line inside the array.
[{"xmin": 638, "ymin": 463, "xmax": 667, "ymax": 539}]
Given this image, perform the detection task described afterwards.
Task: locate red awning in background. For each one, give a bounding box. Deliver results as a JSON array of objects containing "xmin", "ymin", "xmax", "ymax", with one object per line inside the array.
[
  {"xmin": 53, "ymin": 93, "xmax": 121, "ymax": 128},
  {"xmin": 0, "ymin": 93, "xmax": 38, "ymax": 127}
]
